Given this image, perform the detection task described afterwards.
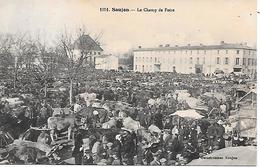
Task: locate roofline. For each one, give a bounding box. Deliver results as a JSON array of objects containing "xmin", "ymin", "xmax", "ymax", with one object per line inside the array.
[{"xmin": 133, "ymin": 44, "xmax": 256, "ymax": 52}]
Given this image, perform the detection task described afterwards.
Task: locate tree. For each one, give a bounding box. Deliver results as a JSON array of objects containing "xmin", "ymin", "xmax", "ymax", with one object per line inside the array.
[
  {"xmin": 27, "ymin": 41, "xmax": 58, "ymax": 98},
  {"xmin": 56, "ymin": 28, "xmax": 102, "ymax": 105},
  {"xmin": 0, "ymin": 34, "xmax": 15, "ymax": 80}
]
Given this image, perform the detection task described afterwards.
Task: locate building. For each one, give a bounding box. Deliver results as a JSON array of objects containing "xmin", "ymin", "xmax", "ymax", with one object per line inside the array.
[
  {"xmin": 95, "ymin": 54, "xmax": 119, "ymax": 70},
  {"xmin": 73, "ymin": 34, "xmax": 103, "ymax": 67},
  {"xmin": 133, "ymin": 41, "xmax": 256, "ymax": 77}
]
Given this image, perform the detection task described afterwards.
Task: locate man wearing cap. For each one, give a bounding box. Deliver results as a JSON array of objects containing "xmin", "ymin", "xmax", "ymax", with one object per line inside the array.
[
  {"xmin": 92, "ymin": 110, "xmax": 100, "ymax": 128},
  {"xmin": 82, "ymin": 149, "xmax": 94, "ymax": 165},
  {"xmin": 97, "ymin": 141, "xmax": 108, "ymax": 160},
  {"xmin": 106, "ymin": 142, "xmax": 116, "ymax": 157},
  {"xmin": 114, "ymin": 134, "xmax": 123, "ymax": 164},
  {"xmin": 72, "ymin": 130, "xmax": 84, "ymax": 165}
]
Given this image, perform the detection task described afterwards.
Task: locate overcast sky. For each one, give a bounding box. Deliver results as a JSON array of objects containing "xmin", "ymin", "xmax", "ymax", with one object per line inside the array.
[{"xmin": 0, "ymin": 0, "xmax": 256, "ymax": 54}]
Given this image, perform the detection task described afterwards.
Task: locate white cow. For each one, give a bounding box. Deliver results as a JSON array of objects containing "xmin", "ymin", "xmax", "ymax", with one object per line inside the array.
[
  {"xmin": 102, "ymin": 118, "xmax": 118, "ymax": 129},
  {"xmin": 122, "ymin": 116, "xmax": 143, "ymax": 131}
]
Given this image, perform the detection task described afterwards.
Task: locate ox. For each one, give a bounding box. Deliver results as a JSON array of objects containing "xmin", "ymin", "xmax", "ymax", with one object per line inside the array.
[{"xmin": 47, "ymin": 116, "xmax": 79, "ymax": 142}]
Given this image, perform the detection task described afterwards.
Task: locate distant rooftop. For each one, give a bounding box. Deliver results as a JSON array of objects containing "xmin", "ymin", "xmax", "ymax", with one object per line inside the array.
[
  {"xmin": 134, "ymin": 41, "xmax": 256, "ymax": 52},
  {"xmin": 74, "ymin": 34, "xmax": 103, "ymax": 51}
]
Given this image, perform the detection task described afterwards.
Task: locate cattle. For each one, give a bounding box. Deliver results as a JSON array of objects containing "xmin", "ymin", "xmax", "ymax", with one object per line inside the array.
[
  {"xmin": 47, "ymin": 116, "xmax": 77, "ymax": 142},
  {"xmin": 102, "ymin": 118, "xmax": 118, "ymax": 129},
  {"xmin": 78, "ymin": 92, "xmax": 97, "ymax": 106},
  {"xmin": 122, "ymin": 116, "xmax": 143, "ymax": 131}
]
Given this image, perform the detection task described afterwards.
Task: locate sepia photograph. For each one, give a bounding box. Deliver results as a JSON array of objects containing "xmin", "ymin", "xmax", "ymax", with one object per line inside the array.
[{"xmin": 0, "ymin": 0, "xmax": 257, "ymax": 166}]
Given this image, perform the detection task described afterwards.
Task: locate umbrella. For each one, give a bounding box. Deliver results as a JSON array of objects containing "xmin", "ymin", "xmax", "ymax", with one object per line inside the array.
[
  {"xmin": 187, "ymin": 146, "xmax": 256, "ymax": 166},
  {"xmin": 169, "ymin": 109, "xmax": 204, "ymax": 119}
]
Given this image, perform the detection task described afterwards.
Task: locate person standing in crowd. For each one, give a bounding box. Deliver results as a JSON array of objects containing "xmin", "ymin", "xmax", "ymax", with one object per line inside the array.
[
  {"xmin": 97, "ymin": 140, "xmax": 108, "ymax": 161},
  {"xmin": 72, "ymin": 130, "xmax": 84, "ymax": 165},
  {"xmin": 224, "ymin": 122, "xmax": 233, "ymax": 147},
  {"xmin": 153, "ymin": 110, "xmax": 163, "ymax": 130},
  {"xmin": 82, "ymin": 149, "xmax": 94, "ymax": 165},
  {"xmin": 73, "ymin": 98, "xmax": 82, "ymax": 114}
]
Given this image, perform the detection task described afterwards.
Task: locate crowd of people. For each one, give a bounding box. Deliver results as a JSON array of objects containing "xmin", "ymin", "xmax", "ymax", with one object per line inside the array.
[{"xmin": 0, "ymin": 70, "xmax": 255, "ymax": 165}]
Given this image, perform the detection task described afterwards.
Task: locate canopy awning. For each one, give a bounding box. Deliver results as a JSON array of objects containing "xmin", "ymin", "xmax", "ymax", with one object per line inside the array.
[{"xmin": 169, "ymin": 109, "xmax": 204, "ymax": 119}]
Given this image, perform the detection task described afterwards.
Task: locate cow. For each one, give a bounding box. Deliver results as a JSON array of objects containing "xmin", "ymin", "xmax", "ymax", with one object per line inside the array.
[
  {"xmin": 122, "ymin": 116, "xmax": 143, "ymax": 131},
  {"xmin": 102, "ymin": 118, "xmax": 118, "ymax": 129},
  {"xmin": 47, "ymin": 116, "xmax": 79, "ymax": 142}
]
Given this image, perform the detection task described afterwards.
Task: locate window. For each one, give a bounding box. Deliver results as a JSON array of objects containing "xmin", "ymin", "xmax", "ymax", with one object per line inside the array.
[
  {"xmin": 190, "ymin": 51, "xmax": 192, "ymax": 55},
  {"xmin": 235, "ymin": 58, "xmax": 240, "ymax": 65},
  {"xmin": 173, "ymin": 58, "xmax": 175, "ymax": 64},
  {"xmin": 217, "ymin": 50, "xmax": 220, "ymax": 54},
  {"xmin": 197, "ymin": 50, "xmax": 199, "ymax": 54},
  {"xmin": 196, "ymin": 57, "xmax": 199, "ymax": 64},
  {"xmin": 155, "ymin": 57, "xmax": 157, "ymax": 62},
  {"xmin": 216, "ymin": 57, "xmax": 220, "ymax": 64},
  {"xmin": 93, "ymin": 52, "xmax": 96, "ymax": 55},
  {"xmin": 203, "ymin": 57, "xmax": 205, "ymax": 64},
  {"xmin": 174, "ymin": 50, "xmax": 176, "ymax": 54},
  {"xmin": 204, "ymin": 50, "xmax": 206, "ymax": 54},
  {"xmin": 98, "ymin": 52, "xmax": 101, "ymax": 55},
  {"xmin": 237, "ymin": 50, "xmax": 240, "ymax": 54},
  {"xmin": 185, "ymin": 50, "xmax": 187, "ymax": 54},
  {"xmin": 248, "ymin": 58, "xmax": 251, "ymax": 66},
  {"xmin": 225, "ymin": 57, "xmax": 229, "ymax": 65},
  {"xmin": 190, "ymin": 57, "xmax": 193, "ymax": 64},
  {"xmin": 226, "ymin": 50, "xmax": 228, "ymax": 54},
  {"xmin": 150, "ymin": 57, "xmax": 152, "ymax": 62},
  {"xmin": 135, "ymin": 65, "xmax": 138, "ymax": 70},
  {"xmin": 243, "ymin": 58, "xmax": 246, "ymax": 65}
]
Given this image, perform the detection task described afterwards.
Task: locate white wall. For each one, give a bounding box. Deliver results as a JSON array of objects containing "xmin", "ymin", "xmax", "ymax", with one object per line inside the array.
[{"xmin": 133, "ymin": 48, "xmax": 256, "ymax": 77}]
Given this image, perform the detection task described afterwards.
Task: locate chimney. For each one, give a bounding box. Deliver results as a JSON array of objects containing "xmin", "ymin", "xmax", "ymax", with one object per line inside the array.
[
  {"xmin": 187, "ymin": 44, "xmax": 191, "ymax": 46},
  {"xmin": 138, "ymin": 46, "xmax": 142, "ymax": 49},
  {"xmin": 220, "ymin": 41, "xmax": 225, "ymax": 45},
  {"xmin": 165, "ymin": 44, "xmax": 170, "ymax": 47},
  {"xmin": 159, "ymin": 45, "xmax": 163, "ymax": 47}
]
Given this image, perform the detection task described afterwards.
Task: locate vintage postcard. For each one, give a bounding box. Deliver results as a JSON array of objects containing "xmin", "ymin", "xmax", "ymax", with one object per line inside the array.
[{"xmin": 0, "ymin": 0, "xmax": 257, "ymax": 166}]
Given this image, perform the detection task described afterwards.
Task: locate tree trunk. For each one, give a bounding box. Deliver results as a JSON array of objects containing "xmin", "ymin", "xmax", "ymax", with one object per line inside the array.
[
  {"xmin": 69, "ymin": 79, "xmax": 73, "ymax": 105},
  {"xmin": 44, "ymin": 81, "xmax": 47, "ymax": 98}
]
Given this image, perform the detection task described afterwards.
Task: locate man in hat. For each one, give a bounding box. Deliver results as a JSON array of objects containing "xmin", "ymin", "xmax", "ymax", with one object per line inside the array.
[
  {"xmin": 153, "ymin": 109, "xmax": 163, "ymax": 130},
  {"xmin": 107, "ymin": 142, "xmax": 116, "ymax": 157},
  {"xmin": 92, "ymin": 110, "xmax": 100, "ymax": 128},
  {"xmin": 114, "ymin": 134, "xmax": 123, "ymax": 164},
  {"xmin": 72, "ymin": 130, "xmax": 84, "ymax": 165},
  {"xmin": 82, "ymin": 149, "xmax": 94, "ymax": 165},
  {"xmin": 97, "ymin": 140, "xmax": 108, "ymax": 160},
  {"xmin": 216, "ymin": 120, "xmax": 225, "ymax": 149}
]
